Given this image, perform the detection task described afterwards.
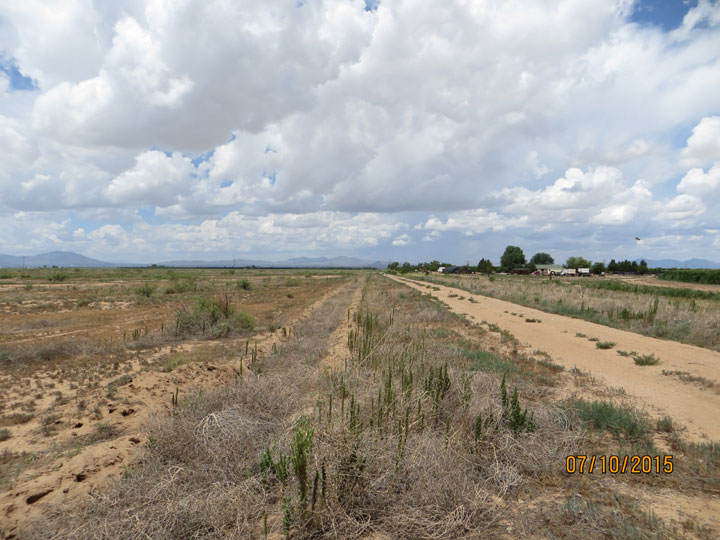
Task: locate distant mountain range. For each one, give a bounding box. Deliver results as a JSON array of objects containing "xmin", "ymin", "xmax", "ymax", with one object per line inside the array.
[
  {"xmin": 0, "ymin": 251, "xmax": 118, "ymax": 268},
  {"xmin": 2, "ymin": 251, "xmax": 719, "ymax": 270},
  {"xmin": 0, "ymin": 251, "xmax": 387, "ymax": 269},
  {"xmin": 643, "ymin": 258, "xmax": 720, "ymax": 269}
]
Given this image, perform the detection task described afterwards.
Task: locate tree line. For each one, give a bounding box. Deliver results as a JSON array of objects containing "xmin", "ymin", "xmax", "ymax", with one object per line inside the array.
[{"xmin": 387, "ymin": 246, "xmax": 651, "ymax": 275}]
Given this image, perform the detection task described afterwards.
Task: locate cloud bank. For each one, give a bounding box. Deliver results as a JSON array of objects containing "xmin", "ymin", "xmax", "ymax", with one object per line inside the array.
[{"xmin": 1, "ymin": 0, "xmax": 719, "ymax": 263}]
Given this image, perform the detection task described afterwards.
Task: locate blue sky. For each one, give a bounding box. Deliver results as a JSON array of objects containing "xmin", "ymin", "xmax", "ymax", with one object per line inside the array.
[
  {"xmin": 1, "ymin": 0, "xmax": 719, "ymax": 265},
  {"xmin": 630, "ymin": 0, "xmax": 697, "ymax": 30},
  {"xmin": 0, "ymin": 56, "xmax": 36, "ymax": 91}
]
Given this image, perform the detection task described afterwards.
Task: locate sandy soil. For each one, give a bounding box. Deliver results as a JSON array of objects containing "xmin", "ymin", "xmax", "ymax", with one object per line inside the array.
[
  {"xmin": 391, "ymin": 276, "xmax": 720, "ymax": 442},
  {"xmin": 0, "ymin": 282, "xmax": 349, "ymax": 539},
  {"xmin": 319, "ymin": 286, "xmax": 363, "ymax": 370}
]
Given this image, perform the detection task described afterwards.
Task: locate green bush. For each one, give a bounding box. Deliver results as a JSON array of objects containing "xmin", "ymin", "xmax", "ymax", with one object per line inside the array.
[
  {"xmin": 48, "ymin": 272, "xmax": 68, "ymax": 282},
  {"xmin": 174, "ymin": 298, "xmax": 255, "ymax": 337},
  {"xmin": 633, "ymin": 353, "xmax": 659, "ymax": 366},
  {"xmin": 237, "ymin": 278, "xmax": 252, "ymax": 290},
  {"xmin": 135, "ymin": 284, "xmax": 156, "ymax": 298},
  {"xmin": 76, "ymin": 296, "xmax": 92, "ymax": 307},
  {"xmin": 656, "ymin": 415, "xmax": 674, "ymax": 433},
  {"xmin": 164, "ymin": 278, "xmax": 196, "ymax": 294},
  {"xmin": 568, "ymin": 399, "xmax": 649, "ymax": 441},
  {"xmin": 467, "ymin": 349, "xmax": 515, "ymax": 372},
  {"xmin": 595, "ymin": 341, "xmax": 615, "ymax": 349}
]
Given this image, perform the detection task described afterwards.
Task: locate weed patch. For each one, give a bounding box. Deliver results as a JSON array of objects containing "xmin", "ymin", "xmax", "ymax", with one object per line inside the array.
[
  {"xmin": 632, "ymin": 353, "xmax": 659, "ymax": 366},
  {"xmin": 567, "ymin": 399, "xmax": 649, "ymax": 442}
]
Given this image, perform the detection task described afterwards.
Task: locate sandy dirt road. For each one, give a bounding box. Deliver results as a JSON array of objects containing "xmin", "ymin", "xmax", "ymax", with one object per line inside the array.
[{"xmin": 390, "ymin": 276, "xmax": 720, "ymax": 442}]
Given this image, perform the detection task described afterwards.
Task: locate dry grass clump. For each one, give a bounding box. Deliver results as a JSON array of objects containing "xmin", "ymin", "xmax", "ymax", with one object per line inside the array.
[{"xmin": 0, "ymin": 340, "xmax": 83, "ymax": 367}]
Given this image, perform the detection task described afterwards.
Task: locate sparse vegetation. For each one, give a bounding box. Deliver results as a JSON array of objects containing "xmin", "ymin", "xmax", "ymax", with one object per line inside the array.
[
  {"xmin": 1, "ymin": 267, "xmax": 716, "ymax": 540},
  {"xmin": 174, "ymin": 297, "xmax": 255, "ymax": 337},
  {"xmin": 567, "ymin": 399, "xmax": 649, "ymax": 442},
  {"xmin": 632, "ymin": 353, "xmax": 660, "ymax": 366},
  {"xmin": 409, "ymin": 273, "xmax": 720, "ymax": 350},
  {"xmin": 595, "ymin": 341, "xmax": 615, "ymax": 350},
  {"xmin": 661, "ymin": 370, "xmax": 715, "ymax": 389}
]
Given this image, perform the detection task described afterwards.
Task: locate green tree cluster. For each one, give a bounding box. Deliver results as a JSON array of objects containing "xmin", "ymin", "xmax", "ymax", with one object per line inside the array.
[
  {"xmin": 500, "ymin": 246, "xmax": 526, "ymax": 272},
  {"xmin": 477, "ymin": 258, "xmax": 494, "ymax": 274},
  {"xmin": 529, "ymin": 252, "xmax": 554, "ymax": 265}
]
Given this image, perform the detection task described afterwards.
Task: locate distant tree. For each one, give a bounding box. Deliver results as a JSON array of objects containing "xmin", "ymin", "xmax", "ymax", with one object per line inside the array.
[
  {"xmin": 500, "ymin": 246, "xmax": 526, "ymax": 272},
  {"xmin": 565, "ymin": 256, "xmax": 592, "ymax": 269},
  {"xmin": 607, "ymin": 259, "xmax": 618, "ymax": 272},
  {"xmin": 591, "ymin": 262, "xmax": 606, "ymax": 275},
  {"xmin": 387, "ymin": 262, "xmax": 399, "ymax": 270},
  {"xmin": 638, "ymin": 260, "xmax": 648, "ymax": 275},
  {"xmin": 530, "ymin": 252, "xmax": 554, "ymax": 265},
  {"xmin": 398, "ymin": 262, "xmax": 414, "ymax": 274},
  {"xmin": 525, "ymin": 262, "xmax": 537, "ymax": 272},
  {"xmin": 477, "ymin": 258, "xmax": 494, "ymax": 274}
]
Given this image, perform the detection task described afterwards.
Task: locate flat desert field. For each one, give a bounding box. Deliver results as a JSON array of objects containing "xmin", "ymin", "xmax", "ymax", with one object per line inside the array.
[{"xmin": 1, "ymin": 269, "xmax": 718, "ymax": 539}]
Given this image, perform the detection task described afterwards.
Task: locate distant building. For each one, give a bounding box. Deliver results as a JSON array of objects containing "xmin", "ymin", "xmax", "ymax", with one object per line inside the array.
[
  {"xmin": 561, "ymin": 268, "xmax": 577, "ymax": 276},
  {"xmin": 536, "ymin": 264, "xmax": 563, "ymax": 275}
]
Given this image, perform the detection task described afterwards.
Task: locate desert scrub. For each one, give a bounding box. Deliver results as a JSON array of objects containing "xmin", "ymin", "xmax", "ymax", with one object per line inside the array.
[
  {"xmin": 76, "ymin": 296, "xmax": 92, "ymax": 307},
  {"xmin": 174, "ymin": 297, "xmax": 255, "ymax": 337},
  {"xmin": 0, "ymin": 428, "xmax": 11, "ymax": 441},
  {"xmin": 633, "ymin": 353, "xmax": 659, "ymax": 366},
  {"xmin": 164, "ymin": 277, "xmax": 197, "ymax": 294},
  {"xmin": 661, "ymin": 370, "xmax": 715, "ymax": 389},
  {"xmin": 134, "ymin": 284, "xmax": 156, "ymax": 298},
  {"xmin": 595, "ymin": 341, "xmax": 615, "ymax": 350},
  {"xmin": 106, "ymin": 375, "xmax": 132, "ymax": 397},
  {"xmin": 656, "ymin": 415, "xmax": 674, "ymax": 433},
  {"xmin": 566, "ymin": 399, "xmax": 649, "ymax": 442},
  {"xmin": 237, "ymin": 278, "xmax": 252, "ymax": 290},
  {"xmin": 47, "ymin": 272, "xmax": 68, "ymax": 283}
]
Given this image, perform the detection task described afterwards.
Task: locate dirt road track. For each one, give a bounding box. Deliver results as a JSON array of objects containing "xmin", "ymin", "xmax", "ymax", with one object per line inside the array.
[{"xmin": 390, "ymin": 276, "xmax": 720, "ymax": 442}]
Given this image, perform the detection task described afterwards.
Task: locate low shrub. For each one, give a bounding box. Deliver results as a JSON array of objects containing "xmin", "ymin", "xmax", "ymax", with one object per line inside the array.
[
  {"xmin": 135, "ymin": 284, "xmax": 156, "ymax": 298},
  {"xmin": 237, "ymin": 279, "xmax": 252, "ymax": 290},
  {"xmin": 164, "ymin": 278, "xmax": 196, "ymax": 294},
  {"xmin": 567, "ymin": 399, "xmax": 649, "ymax": 441},
  {"xmin": 174, "ymin": 298, "xmax": 255, "ymax": 337},
  {"xmin": 656, "ymin": 415, "xmax": 674, "ymax": 433},
  {"xmin": 633, "ymin": 353, "xmax": 659, "ymax": 366}
]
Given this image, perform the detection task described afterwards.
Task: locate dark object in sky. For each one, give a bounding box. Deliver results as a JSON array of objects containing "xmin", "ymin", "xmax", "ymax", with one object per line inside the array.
[{"xmin": 635, "ymin": 237, "xmax": 641, "ymax": 241}]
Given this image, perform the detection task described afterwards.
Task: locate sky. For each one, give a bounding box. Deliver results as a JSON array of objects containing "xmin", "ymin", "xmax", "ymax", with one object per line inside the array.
[{"xmin": 1, "ymin": 0, "xmax": 719, "ymax": 265}]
